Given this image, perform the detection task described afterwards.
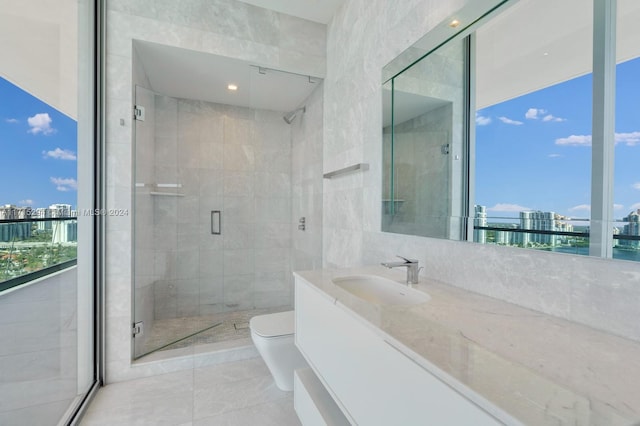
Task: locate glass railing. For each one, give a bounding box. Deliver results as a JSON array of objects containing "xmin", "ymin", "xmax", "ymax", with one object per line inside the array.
[
  {"xmin": 0, "ymin": 217, "xmax": 78, "ymax": 290},
  {"xmin": 473, "ymin": 216, "xmax": 640, "ymax": 262}
]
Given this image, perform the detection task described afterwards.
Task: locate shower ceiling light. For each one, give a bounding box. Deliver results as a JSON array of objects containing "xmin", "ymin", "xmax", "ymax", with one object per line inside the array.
[
  {"xmin": 449, "ymin": 19, "xmax": 460, "ymax": 28},
  {"xmin": 227, "ymin": 84, "xmax": 238, "ymax": 91}
]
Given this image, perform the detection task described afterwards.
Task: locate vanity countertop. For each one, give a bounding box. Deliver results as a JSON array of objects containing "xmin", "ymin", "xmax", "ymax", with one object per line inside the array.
[{"xmin": 294, "ymin": 266, "xmax": 640, "ymax": 426}]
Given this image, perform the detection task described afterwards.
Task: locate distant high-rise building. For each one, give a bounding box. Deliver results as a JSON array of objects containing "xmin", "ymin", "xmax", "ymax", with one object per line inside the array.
[
  {"xmin": 621, "ymin": 209, "xmax": 640, "ymax": 248},
  {"xmin": 474, "ymin": 205, "xmax": 487, "ymax": 244},
  {"xmin": 0, "ymin": 204, "xmax": 30, "ymax": 220},
  {"xmin": 48, "ymin": 204, "xmax": 72, "ymax": 218}
]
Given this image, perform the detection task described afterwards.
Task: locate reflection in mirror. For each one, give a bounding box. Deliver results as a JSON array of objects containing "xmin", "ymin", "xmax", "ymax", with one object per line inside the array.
[{"xmin": 382, "ymin": 37, "xmax": 468, "ymax": 239}]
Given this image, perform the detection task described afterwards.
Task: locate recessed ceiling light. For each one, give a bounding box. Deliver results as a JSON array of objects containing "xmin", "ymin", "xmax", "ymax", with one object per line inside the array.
[
  {"xmin": 449, "ymin": 19, "xmax": 460, "ymax": 28},
  {"xmin": 227, "ymin": 84, "xmax": 238, "ymax": 91}
]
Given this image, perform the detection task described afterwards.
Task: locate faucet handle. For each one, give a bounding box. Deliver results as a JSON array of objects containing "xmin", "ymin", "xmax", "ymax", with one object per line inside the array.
[{"xmin": 396, "ymin": 255, "xmax": 418, "ymax": 264}]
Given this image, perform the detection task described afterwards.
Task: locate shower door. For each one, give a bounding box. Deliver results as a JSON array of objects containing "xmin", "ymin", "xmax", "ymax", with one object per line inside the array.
[{"xmin": 133, "ymin": 86, "xmax": 222, "ymax": 358}]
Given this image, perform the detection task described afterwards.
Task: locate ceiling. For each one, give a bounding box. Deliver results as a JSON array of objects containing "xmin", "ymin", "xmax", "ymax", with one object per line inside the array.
[
  {"xmin": 236, "ymin": 0, "xmax": 345, "ymax": 24},
  {"xmin": 134, "ymin": 40, "xmax": 322, "ymax": 113},
  {"xmin": 476, "ymin": 0, "xmax": 640, "ymax": 109}
]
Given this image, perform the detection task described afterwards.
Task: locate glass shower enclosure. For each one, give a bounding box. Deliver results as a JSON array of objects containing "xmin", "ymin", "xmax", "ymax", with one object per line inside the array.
[{"xmin": 132, "ymin": 81, "xmax": 296, "ymax": 358}]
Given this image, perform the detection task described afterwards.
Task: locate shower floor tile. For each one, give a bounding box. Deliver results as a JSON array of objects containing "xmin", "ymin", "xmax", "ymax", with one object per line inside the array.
[{"xmin": 138, "ymin": 306, "xmax": 289, "ymax": 357}]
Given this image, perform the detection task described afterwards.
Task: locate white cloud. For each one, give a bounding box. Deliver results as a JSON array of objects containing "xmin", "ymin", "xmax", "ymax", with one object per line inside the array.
[
  {"xmin": 50, "ymin": 177, "xmax": 77, "ymax": 192},
  {"xmin": 542, "ymin": 114, "xmax": 566, "ymax": 122},
  {"xmin": 18, "ymin": 199, "xmax": 33, "ymax": 206},
  {"xmin": 614, "ymin": 204, "xmax": 624, "ymax": 210},
  {"xmin": 475, "ymin": 114, "xmax": 492, "ymax": 126},
  {"xmin": 43, "ymin": 148, "xmax": 76, "ymax": 160},
  {"xmin": 633, "ymin": 182, "xmax": 640, "ymax": 190},
  {"xmin": 526, "ymin": 108, "xmax": 566, "ymax": 122},
  {"xmin": 548, "ymin": 153, "xmax": 562, "ymax": 158},
  {"xmin": 616, "ymin": 131, "xmax": 640, "ymax": 146},
  {"xmin": 569, "ymin": 204, "xmax": 591, "ymax": 212},
  {"xmin": 555, "ymin": 134, "xmax": 592, "ymax": 146},
  {"xmin": 487, "ymin": 203, "xmax": 532, "ymax": 212},
  {"xmin": 525, "ymin": 108, "xmax": 546, "ymax": 119},
  {"xmin": 556, "ymin": 131, "xmax": 640, "ymax": 146},
  {"xmin": 630, "ymin": 202, "xmax": 640, "ymax": 211},
  {"xmin": 27, "ymin": 113, "xmax": 55, "ymax": 135},
  {"xmin": 498, "ymin": 116, "xmax": 524, "ymax": 126},
  {"xmin": 5, "ymin": 118, "xmax": 19, "ymax": 124}
]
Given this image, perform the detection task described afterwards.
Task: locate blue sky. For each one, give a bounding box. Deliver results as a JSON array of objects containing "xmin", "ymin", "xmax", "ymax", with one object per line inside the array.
[
  {"xmin": 476, "ymin": 57, "xmax": 640, "ymax": 220},
  {"xmin": 0, "ymin": 77, "xmax": 77, "ymax": 209}
]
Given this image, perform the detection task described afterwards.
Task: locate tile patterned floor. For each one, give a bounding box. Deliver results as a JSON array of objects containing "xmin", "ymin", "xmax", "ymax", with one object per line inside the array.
[
  {"xmin": 139, "ymin": 307, "xmax": 289, "ymax": 357},
  {"xmin": 80, "ymin": 357, "xmax": 301, "ymax": 426}
]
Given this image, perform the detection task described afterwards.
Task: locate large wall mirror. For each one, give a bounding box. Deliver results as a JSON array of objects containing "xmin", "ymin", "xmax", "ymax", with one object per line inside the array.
[{"xmin": 382, "ymin": 0, "xmax": 640, "ymax": 262}]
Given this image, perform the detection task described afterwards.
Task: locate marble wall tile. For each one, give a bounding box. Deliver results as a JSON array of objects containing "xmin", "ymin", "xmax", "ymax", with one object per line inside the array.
[
  {"xmin": 223, "ymin": 223, "xmax": 256, "ymax": 250},
  {"xmin": 222, "ymin": 196, "xmax": 255, "ymax": 224},
  {"xmin": 255, "ymin": 197, "xmax": 291, "ymax": 224},
  {"xmin": 223, "ymin": 249, "xmax": 255, "ymax": 277},
  {"xmin": 199, "ymin": 143, "xmax": 224, "ymax": 171},
  {"xmin": 223, "ymin": 144, "xmax": 255, "ymax": 171},
  {"xmin": 254, "ymin": 172, "xmax": 291, "ymax": 198},
  {"xmin": 199, "ymin": 169, "xmax": 224, "ymax": 198},
  {"xmin": 254, "ymin": 248, "xmax": 291, "ymax": 274},
  {"xmin": 223, "ymin": 275, "xmax": 255, "ymax": 310},
  {"xmin": 223, "ymin": 172, "xmax": 255, "ymax": 197}
]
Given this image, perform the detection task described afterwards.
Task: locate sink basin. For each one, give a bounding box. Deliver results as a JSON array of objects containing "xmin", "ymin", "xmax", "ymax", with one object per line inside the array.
[{"xmin": 332, "ymin": 275, "xmax": 430, "ymax": 306}]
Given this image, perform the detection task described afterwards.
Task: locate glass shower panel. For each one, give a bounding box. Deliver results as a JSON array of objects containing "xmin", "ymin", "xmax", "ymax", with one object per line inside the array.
[{"xmin": 133, "ymin": 86, "xmax": 221, "ymax": 358}]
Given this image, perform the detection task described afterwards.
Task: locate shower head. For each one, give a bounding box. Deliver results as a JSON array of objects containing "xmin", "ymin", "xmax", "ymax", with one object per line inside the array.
[{"xmin": 283, "ymin": 106, "xmax": 306, "ymax": 124}]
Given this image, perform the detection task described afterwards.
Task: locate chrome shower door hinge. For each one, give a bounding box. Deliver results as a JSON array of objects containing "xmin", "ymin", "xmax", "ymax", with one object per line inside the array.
[
  {"xmin": 132, "ymin": 321, "xmax": 144, "ymax": 338},
  {"xmin": 133, "ymin": 105, "xmax": 145, "ymax": 121}
]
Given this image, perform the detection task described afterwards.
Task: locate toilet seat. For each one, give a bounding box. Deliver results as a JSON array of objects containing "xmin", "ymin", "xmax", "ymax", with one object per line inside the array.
[{"xmin": 249, "ymin": 310, "xmax": 294, "ymax": 338}]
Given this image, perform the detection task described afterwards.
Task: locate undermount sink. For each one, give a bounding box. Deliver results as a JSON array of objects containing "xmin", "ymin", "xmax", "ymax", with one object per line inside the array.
[{"xmin": 332, "ymin": 275, "xmax": 430, "ymax": 306}]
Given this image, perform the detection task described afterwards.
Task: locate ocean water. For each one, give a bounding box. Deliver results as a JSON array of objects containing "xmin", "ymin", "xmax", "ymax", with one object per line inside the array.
[{"xmin": 550, "ymin": 246, "xmax": 640, "ymax": 262}]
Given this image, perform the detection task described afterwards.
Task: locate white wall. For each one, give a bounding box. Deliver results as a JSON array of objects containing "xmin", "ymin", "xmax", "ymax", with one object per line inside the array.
[
  {"xmin": 0, "ymin": 268, "xmax": 78, "ymax": 425},
  {"xmin": 323, "ymin": 0, "xmax": 640, "ymax": 342},
  {"xmin": 104, "ymin": 0, "xmax": 326, "ymax": 382}
]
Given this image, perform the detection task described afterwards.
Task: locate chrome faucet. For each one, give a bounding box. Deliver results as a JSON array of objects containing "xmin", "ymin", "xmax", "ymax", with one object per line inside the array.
[{"xmin": 381, "ymin": 255, "xmax": 421, "ymax": 285}]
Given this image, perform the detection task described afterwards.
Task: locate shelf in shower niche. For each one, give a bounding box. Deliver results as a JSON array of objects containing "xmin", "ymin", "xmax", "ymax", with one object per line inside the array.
[
  {"xmin": 135, "ymin": 183, "xmax": 183, "ymax": 188},
  {"xmin": 149, "ymin": 192, "xmax": 185, "ymax": 197},
  {"xmin": 323, "ymin": 163, "xmax": 369, "ymax": 179}
]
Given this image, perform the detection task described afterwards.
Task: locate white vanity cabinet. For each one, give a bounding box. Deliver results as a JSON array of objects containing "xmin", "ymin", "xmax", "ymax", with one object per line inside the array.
[{"xmin": 294, "ymin": 275, "xmax": 501, "ymax": 426}]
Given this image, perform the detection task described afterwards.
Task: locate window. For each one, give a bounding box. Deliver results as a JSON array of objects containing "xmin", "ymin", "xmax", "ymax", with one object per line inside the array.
[
  {"xmin": 613, "ymin": 0, "xmax": 640, "ymax": 261},
  {"xmin": 474, "ymin": 0, "xmax": 593, "ymax": 255},
  {"xmin": 0, "ymin": 78, "xmax": 78, "ymax": 286}
]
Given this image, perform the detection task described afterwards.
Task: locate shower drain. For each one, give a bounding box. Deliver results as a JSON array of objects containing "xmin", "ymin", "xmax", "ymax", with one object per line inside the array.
[{"xmin": 233, "ymin": 322, "xmax": 249, "ymax": 330}]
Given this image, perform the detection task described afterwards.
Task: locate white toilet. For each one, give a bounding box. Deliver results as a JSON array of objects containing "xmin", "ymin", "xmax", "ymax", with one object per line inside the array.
[{"xmin": 249, "ymin": 310, "xmax": 308, "ymax": 391}]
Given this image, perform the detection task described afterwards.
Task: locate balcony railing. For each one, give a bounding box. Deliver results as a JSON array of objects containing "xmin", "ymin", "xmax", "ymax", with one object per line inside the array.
[
  {"xmin": 0, "ymin": 217, "xmax": 78, "ymax": 291},
  {"xmin": 473, "ymin": 218, "xmax": 640, "ymax": 262}
]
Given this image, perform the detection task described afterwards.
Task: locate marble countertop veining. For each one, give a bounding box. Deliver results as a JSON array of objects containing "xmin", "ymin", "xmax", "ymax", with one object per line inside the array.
[{"xmin": 294, "ymin": 266, "xmax": 640, "ymax": 426}]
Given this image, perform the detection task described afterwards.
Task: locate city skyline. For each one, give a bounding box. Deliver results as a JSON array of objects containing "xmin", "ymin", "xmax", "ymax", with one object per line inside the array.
[{"xmin": 0, "ymin": 77, "xmax": 77, "ymax": 209}]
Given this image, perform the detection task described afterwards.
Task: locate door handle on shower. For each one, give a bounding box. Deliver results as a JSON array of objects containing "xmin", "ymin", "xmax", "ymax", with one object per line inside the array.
[{"xmin": 211, "ymin": 210, "xmax": 221, "ymax": 235}]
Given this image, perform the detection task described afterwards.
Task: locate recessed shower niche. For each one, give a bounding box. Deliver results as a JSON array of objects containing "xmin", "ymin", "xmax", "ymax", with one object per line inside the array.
[{"xmin": 132, "ymin": 40, "xmax": 323, "ymax": 359}]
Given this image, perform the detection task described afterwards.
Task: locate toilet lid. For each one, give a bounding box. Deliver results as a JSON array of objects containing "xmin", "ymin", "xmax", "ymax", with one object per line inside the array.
[{"xmin": 250, "ymin": 310, "xmax": 295, "ymax": 338}]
